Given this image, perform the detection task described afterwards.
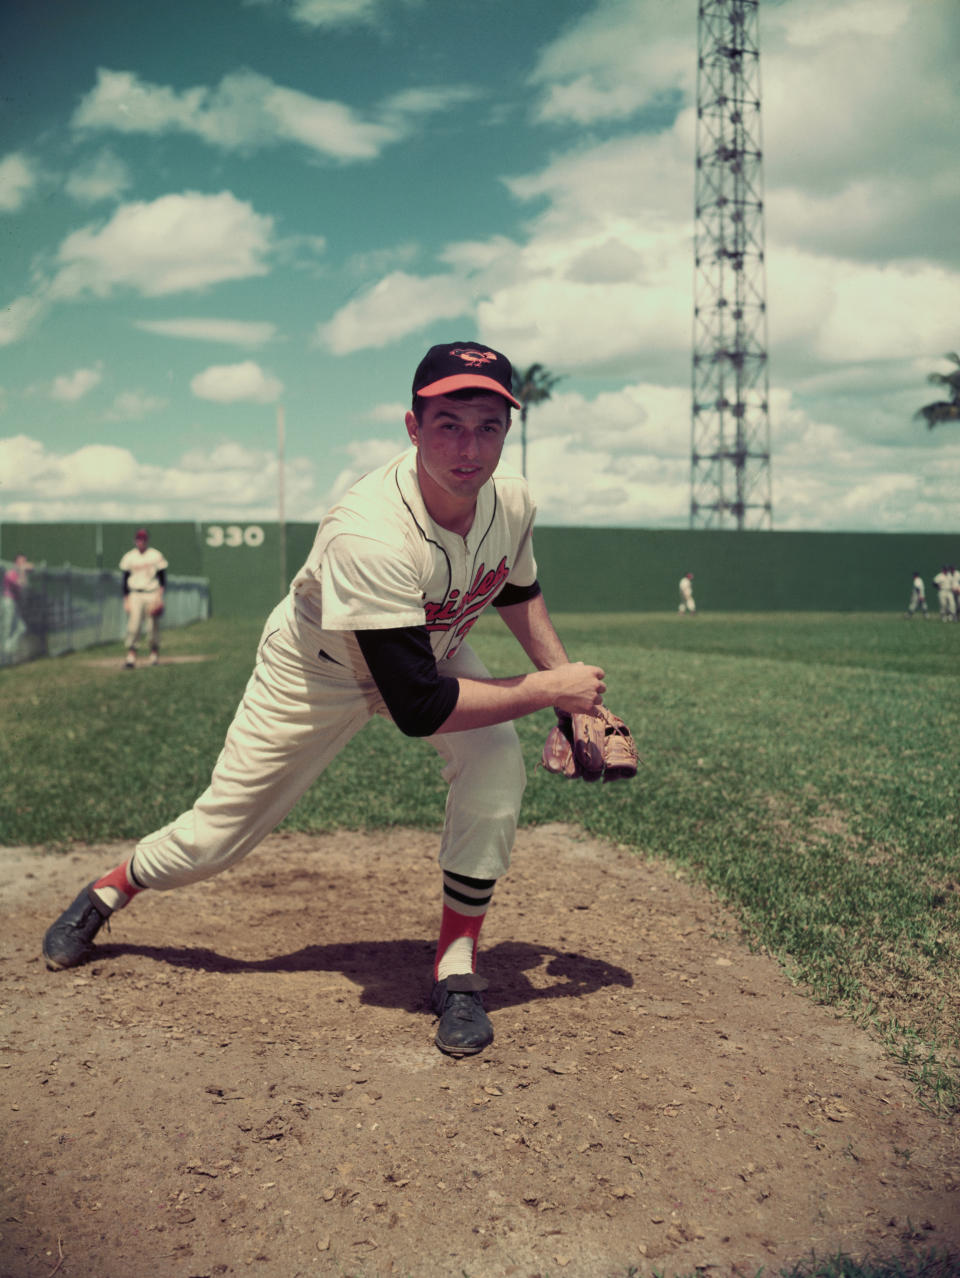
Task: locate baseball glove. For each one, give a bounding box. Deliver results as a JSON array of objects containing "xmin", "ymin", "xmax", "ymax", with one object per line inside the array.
[
  {"xmin": 150, "ymin": 601, "xmax": 164, "ymax": 618},
  {"xmin": 540, "ymin": 707, "xmax": 639, "ymax": 783}
]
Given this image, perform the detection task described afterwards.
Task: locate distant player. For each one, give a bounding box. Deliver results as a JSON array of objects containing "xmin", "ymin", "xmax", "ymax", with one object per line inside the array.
[
  {"xmin": 933, "ymin": 565, "xmax": 956, "ymax": 622},
  {"xmin": 41, "ymin": 340, "xmax": 607, "ymax": 1059},
  {"xmin": 678, "ymin": 571, "xmax": 696, "ymax": 615},
  {"xmin": 120, "ymin": 528, "xmax": 167, "ymax": 667},
  {"xmin": 905, "ymin": 570, "xmax": 928, "ymax": 618},
  {"xmin": 1, "ymin": 552, "xmax": 34, "ymax": 661}
]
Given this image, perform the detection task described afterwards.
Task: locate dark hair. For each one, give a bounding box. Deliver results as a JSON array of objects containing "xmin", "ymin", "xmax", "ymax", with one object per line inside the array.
[{"xmin": 410, "ymin": 386, "xmax": 512, "ymax": 426}]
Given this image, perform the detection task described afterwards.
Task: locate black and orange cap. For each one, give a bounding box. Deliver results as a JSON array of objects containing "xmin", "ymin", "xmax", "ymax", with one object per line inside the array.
[{"xmin": 412, "ymin": 341, "xmax": 521, "ymax": 409}]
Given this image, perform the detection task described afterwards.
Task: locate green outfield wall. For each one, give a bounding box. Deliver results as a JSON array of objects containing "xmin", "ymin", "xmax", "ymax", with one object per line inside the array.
[{"xmin": 1, "ymin": 521, "xmax": 956, "ymax": 619}]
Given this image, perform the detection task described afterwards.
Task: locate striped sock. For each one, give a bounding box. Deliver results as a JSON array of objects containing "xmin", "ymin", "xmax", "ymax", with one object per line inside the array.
[
  {"xmin": 435, "ymin": 871, "xmax": 496, "ymax": 982},
  {"xmin": 90, "ymin": 858, "xmax": 145, "ymax": 912}
]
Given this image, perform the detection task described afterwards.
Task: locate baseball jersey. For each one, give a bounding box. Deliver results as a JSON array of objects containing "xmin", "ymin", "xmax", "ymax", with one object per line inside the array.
[
  {"xmin": 120, "ymin": 546, "xmax": 168, "ymax": 591},
  {"xmin": 286, "ymin": 446, "xmax": 537, "ymax": 673},
  {"xmin": 912, "ymin": 575, "xmax": 925, "ymax": 596},
  {"xmin": 679, "ymin": 576, "xmax": 693, "ymax": 598}
]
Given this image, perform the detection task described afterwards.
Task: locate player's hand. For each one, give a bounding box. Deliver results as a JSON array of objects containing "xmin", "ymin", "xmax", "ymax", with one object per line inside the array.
[
  {"xmin": 549, "ymin": 662, "xmax": 606, "ymax": 716},
  {"xmin": 123, "ymin": 597, "xmax": 131, "ymax": 613}
]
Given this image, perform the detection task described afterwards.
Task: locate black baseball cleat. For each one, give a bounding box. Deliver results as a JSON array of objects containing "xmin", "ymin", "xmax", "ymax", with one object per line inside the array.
[
  {"xmin": 431, "ymin": 973, "xmax": 494, "ymax": 1056},
  {"xmin": 42, "ymin": 883, "xmax": 113, "ymax": 971}
]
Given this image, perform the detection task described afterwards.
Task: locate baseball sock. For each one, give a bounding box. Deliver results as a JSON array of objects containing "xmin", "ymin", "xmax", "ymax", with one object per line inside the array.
[
  {"xmin": 435, "ymin": 871, "xmax": 495, "ymax": 982},
  {"xmin": 90, "ymin": 858, "xmax": 145, "ymax": 912}
]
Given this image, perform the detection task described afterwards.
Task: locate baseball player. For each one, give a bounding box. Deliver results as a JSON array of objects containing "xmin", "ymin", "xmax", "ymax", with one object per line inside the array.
[
  {"xmin": 678, "ymin": 571, "xmax": 696, "ymax": 614},
  {"xmin": 933, "ymin": 565, "xmax": 956, "ymax": 621},
  {"xmin": 905, "ymin": 570, "xmax": 928, "ymax": 618},
  {"xmin": 41, "ymin": 341, "xmax": 606, "ymax": 1058},
  {"xmin": 1, "ymin": 552, "xmax": 33, "ymax": 661},
  {"xmin": 120, "ymin": 528, "xmax": 168, "ymax": 667}
]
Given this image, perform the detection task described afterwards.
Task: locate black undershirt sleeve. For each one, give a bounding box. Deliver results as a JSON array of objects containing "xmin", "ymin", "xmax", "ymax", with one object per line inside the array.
[
  {"xmin": 156, "ymin": 569, "xmax": 167, "ymax": 588},
  {"xmin": 355, "ymin": 625, "xmax": 460, "ymax": 738},
  {"xmin": 491, "ymin": 579, "xmax": 542, "ymax": 608},
  {"xmin": 121, "ymin": 571, "xmax": 130, "ymax": 597}
]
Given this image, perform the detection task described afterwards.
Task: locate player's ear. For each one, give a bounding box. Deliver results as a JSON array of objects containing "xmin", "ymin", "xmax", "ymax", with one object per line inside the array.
[{"xmin": 405, "ymin": 410, "xmax": 419, "ymax": 446}]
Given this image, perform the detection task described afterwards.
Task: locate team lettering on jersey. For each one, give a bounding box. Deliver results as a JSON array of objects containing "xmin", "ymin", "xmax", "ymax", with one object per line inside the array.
[{"xmin": 425, "ymin": 557, "xmax": 511, "ymax": 648}]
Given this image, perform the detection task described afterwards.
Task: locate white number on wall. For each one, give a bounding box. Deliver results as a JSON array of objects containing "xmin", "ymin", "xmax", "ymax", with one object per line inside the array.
[{"xmin": 206, "ymin": 525, "xmax": 266, "ymax": 548}]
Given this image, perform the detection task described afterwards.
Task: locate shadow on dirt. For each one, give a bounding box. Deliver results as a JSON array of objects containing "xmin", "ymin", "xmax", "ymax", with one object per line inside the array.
[{"xmin": 83, "ymin": 937, "xmax": 633, "ymax": 1013}]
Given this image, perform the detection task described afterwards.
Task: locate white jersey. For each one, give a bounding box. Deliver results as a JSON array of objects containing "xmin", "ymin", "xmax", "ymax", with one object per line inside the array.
[
  {"xmin": 934, "ymin": 571, "xmax": 950, "ymax": 593},
  {"xmin": 912, "ymin": 574, "xmax": 925, "ymax": 597},
  {"xmin": 119, "ymin": 546, "xmax": 168, "ymax": 591},
  {"xmin": 286, "ymin": 447, "xmax": 537, "ymax": 671},
  {"xmin": 679, "ymin": 576, "xmax": 693, "ymax": 600}
]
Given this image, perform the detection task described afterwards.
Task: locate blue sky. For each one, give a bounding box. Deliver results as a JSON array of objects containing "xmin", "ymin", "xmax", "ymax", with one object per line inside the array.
[{"xmin": 1, "ymin": 0, "xmax": 958, "ymax": 531}]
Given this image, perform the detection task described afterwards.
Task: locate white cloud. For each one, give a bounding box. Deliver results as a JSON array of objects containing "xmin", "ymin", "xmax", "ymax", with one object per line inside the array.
[
  {"xmin": 71, "ymin": 67, "xmax": 460, "ymax": 163},
  {"xmin": 765, "ymin": 249, "xmax": 960, "ymax": 365},
  {"xmin": 255, "ymin": 78, "xmax": 396, "ymax": 160},
  {"xmin": 380, "ymin": 86, "xmax": 479, "ymax": 119},
  {"xmin": 368, "ymin": 401, "xmax": 407, "ymax": 424},
  {"xmin": 325, "ymin": 437, "xmax": 409, "ymax": 503},
  {"xmin": 0, "ymin": 434, "xmax": 316, "ymax": 521},
  {"xmin": 106, "ymin": 390, "xmax": 167, "ymax": 420},
  {"xmin": 190, "ymin": 360, "xmax": 284, "ymax": 403},
  {"xmin": 528, "ymin": 0, "xmax": 693, "ymax": 125},
  {"xmin": 777, "ymin": 0, "xmax": 912, "ymax": 44},
  {"xmin": 252, "ymin": 0, "xmax": 423, "ymax": 30},
  {"xmin": 0, "ymin": 296, "xmax": 47, "ymax": 346},
  {"xmin": 0, "ymin": 152, "xmax": 39, "ymax": 212},
  {"xmin": 64, "ymin": 149, "xmax": 131, "ymax": 204},
  {"xmin": 315, "ymin": 271, "xmax": 473, "ymax": 355},
  {"xmin": 134, "ymin": 318, "xmax": 278, "ymax": 347},
  {"xmin": 51, "ymin": 365, "xmax": 103, "ymax": 402},
  {"xmin": 49, "ymin": 191, "xmax": 274, "ymax": 299}
]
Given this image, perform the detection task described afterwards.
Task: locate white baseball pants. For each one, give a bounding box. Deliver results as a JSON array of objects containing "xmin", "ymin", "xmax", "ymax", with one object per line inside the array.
[
  {"xmin": 125, "ymin": 590, "xmax": 162, "ymax": 651},
  {"xmin": 132, "ymin": 603, "xmax": 526, "ymax": 890}
]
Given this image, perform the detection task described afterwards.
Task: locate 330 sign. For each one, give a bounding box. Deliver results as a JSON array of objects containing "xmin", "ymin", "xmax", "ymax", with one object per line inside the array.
[{"xmin": 205, "ymin": 524, "xmax": 265, "ymax": 548}]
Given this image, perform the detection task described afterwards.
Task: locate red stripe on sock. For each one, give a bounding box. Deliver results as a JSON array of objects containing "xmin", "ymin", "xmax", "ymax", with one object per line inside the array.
[
  {"xmin": 93, "ymin": 860, "xmax": 143, "ymax": 903},
  {"xmin": 434, "ymin": 904, "xmax": 486, "ymax": 981}
]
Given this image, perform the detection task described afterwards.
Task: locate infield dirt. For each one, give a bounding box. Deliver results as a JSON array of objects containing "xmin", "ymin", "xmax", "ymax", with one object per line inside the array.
[{"xmin": 1, "ymin": 826, "xmax": 957, "ymax": 1277}]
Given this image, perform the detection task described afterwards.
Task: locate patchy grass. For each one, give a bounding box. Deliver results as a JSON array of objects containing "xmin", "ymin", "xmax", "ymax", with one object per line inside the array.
[{"xmin": 1, "ymin": 611, "xmax": 958, "ymax": 1109}]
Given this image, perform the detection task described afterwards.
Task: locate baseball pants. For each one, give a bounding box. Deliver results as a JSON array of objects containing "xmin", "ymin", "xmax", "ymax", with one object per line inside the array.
[
  {"xmin": 125, "ymin": 590, "xmax": 162, "ymax": 650},
  {"xmin": 132, "ymin": 603, "xmax": 526, "ymax": 891}
]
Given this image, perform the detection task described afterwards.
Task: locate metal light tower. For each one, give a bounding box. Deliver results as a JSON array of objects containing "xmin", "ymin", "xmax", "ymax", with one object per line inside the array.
[{"xmin": 690, "ymin": 0, "xmax": 772, "ymax": 529}]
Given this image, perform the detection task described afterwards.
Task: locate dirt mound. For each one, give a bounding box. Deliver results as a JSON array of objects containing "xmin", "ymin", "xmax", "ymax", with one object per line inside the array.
[{"xmin": 1, "ymin": 827, "xmax": 957, "ymax": 1277}]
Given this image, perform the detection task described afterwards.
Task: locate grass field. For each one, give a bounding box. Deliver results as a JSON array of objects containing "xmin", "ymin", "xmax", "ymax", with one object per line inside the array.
[{"xmin": 1, "ymin": 610, "xmax": 958, "ymax": 1115}]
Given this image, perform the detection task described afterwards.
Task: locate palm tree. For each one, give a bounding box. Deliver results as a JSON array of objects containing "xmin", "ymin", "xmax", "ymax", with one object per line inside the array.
[
  {"xmin": 916, "ymin": 352, "xmax": 960, "ymax": 429},
  {"xmin": 511, "ymin": 363, "xmax": 564, "ymax": 479}
]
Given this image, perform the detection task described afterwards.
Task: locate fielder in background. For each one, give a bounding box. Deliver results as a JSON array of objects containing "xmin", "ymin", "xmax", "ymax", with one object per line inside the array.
[
  {"xmin": 905, "ymin": 570, "xmax": 928, "ymax": 618},
  {"xmin": 120, "ymin": 528, "xmax": 168, "ymax": 667},
  {"xmin": 42, "ymin": 341, "xmax": 607, "ymax": 1059},
  {"xmin": 1, "ymin": 552, "xmax": 34, "ymax": 662},
  {"xmin": 933, "ymin": 564, "xmax": 956, "ymax": 622},
  {"xmin": 678, "ymin": 571, "xmax": 696, "ymax": 615}
]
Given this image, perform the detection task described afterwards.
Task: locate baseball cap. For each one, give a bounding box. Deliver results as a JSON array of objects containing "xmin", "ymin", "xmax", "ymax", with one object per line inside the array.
[
  {"xmin": 135, "ymin": 528, "xmax": 149, "ymax": 539},
  {"xmin": 412, "ymin": 341, "xmax": 521, "ymax": 409}
]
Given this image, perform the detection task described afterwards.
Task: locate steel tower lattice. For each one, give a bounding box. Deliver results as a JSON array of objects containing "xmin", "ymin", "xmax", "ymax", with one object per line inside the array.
[{"xmin": 690, "ymin": 0, "xmax": 772, "ymax": 529}]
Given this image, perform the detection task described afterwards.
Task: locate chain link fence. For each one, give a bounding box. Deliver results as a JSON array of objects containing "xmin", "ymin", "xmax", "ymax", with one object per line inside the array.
[{"xmin": 1, "ymin": 562, "xmax": 210, "ymax": 668}]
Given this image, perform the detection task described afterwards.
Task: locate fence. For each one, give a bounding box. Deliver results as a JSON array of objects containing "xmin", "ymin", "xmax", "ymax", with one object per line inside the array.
[{"xmin": 0, "ymin": 563, "xmax": 210, "ymax": 669}]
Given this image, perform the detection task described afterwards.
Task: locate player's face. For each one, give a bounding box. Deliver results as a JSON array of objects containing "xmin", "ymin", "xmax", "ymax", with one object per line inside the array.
[{"xmin": 406, "ymin": 394, "xmax": 510, "ymax": 513}]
